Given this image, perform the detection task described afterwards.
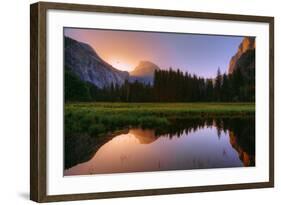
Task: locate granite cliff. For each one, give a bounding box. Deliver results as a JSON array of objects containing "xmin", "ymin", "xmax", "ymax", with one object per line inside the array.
[
  {"xmin": 228, "ymin": 37, "xmax": 255, "ymax": 74},
  {"xmin": 64, "ymin": 37, "xmax": 129, "ymax": 88},
  {"xmin": 129, "ymin": 61, "xmax": 160, "ymax": 84}
]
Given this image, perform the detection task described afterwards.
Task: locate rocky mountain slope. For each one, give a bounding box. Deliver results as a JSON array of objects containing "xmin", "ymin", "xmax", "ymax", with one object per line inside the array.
[
  {"xmin": 228, "ymin": 37, "xmax": 255, "ymax": 74},
  {"xmin": 129, "ymin": 61, "xmax": 160, "ymax": 84},
  {"xmin": 64, "ymin": 37, "xmax": 129, "ymax": 88}
]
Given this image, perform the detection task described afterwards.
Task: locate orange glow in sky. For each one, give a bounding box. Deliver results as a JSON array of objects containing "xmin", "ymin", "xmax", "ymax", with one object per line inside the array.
[
  {"xmin": 109, "ymin": 59, "xmax": 134, "ymax": 71},
  {"xmin": 65, "ymin": 28, "xmax": 160, "ymax": 72},
  {"xmin": 64, "ymin": 28, "xmax": 243, "ymax": 77},
  {"xmin": 64, "ymin": 28, "xmax": 171, "ymax": 72}
]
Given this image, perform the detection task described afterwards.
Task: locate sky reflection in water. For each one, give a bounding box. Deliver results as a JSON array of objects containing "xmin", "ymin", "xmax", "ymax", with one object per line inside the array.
[{"xmin": 64, "ymin": 124, "xmax": 251, "ymax": 176}]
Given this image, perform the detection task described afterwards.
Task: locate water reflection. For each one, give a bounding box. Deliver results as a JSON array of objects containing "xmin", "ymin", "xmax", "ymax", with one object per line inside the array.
[{"xmin": 64, "ymin": 118, "xmax": 255, "ymax": 175}]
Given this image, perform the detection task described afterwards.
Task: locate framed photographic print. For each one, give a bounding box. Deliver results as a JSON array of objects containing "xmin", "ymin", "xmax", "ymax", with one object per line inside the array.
[{"xmin": 30, "ymin": 1, "xmax": 274, "ymax": 202}]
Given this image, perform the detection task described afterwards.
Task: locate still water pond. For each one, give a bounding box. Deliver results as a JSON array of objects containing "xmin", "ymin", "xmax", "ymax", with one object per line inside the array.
[{"xmin": 64, "ymin": 118, "xmax": 255, "ymax": 175}]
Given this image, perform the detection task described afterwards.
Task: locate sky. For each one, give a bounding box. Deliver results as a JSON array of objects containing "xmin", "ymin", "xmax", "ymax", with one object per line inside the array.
[{"xmin": 64, "ymin": 28, "xmax": 243, "ymax": 78}]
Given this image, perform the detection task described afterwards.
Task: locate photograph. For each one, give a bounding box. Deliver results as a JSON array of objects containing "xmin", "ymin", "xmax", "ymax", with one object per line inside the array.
[
  {"xmin": 63, "ymin": 28, "xmax": 255, "ymax": 176},
  {"xmin": 29, "ymin": 1, "xmax": 274, "ymax": 202}
]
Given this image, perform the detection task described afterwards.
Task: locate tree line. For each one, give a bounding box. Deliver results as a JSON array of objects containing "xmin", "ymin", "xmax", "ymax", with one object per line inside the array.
[{"xmin": 65, "ymin": 66, "xmax": 255, "ymax": 102}]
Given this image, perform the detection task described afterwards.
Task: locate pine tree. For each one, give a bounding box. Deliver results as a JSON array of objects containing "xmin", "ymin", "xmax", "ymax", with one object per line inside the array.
[
  {"xmin": 221, "ymin": 73, "xmax": 229, "ymax": 101},
  {"xmin": 215, "ymin": 67, "xmax": 222, "ymax": 101}
]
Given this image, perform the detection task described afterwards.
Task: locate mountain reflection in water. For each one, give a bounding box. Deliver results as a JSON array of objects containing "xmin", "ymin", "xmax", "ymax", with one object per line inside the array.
[{"xmin": 64, "ymin": 118, "xmax": 255, "ymax": 176}]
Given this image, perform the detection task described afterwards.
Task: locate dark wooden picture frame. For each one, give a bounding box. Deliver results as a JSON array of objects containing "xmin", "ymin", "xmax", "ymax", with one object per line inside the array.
[{"xmin": 30, "ymin": 1, "xmax": 274, "ymax": 202}]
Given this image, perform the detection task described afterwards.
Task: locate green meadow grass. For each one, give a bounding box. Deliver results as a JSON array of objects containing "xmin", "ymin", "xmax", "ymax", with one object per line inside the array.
[{"xmin": 65, "ymin": 102, "xmax": 255, "ymax": 137}]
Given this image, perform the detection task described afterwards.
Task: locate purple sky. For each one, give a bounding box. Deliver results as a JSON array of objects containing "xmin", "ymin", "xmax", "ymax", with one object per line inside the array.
[{"xmin": 65, "ymin": 28, "xmax": 243, "ymax": 78}]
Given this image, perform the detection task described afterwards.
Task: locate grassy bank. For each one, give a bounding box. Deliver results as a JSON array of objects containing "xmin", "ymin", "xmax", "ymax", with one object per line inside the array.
[{"xmin": 65, "ymin": 102, "xmax": 255, "ymax": 137}]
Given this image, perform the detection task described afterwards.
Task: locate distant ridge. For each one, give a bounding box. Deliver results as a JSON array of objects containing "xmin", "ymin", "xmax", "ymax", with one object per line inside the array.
[{"xmin": 129, "ymin": 61, "xmax": 160, "ymax": 84}]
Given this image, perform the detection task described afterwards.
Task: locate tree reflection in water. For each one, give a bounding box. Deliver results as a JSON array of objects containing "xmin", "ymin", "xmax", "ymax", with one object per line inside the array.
[{"xmin": 64, "ymin": 117, "xmax": 255, "ymax": 175}]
